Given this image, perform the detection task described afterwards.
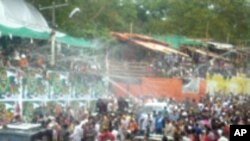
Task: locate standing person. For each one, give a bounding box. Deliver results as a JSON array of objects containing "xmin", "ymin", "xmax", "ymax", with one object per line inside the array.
[
  {"xmin": 155, "ymin": 112, "xmax": 164, "ymax": 134},
  {"xmin": 62, "ymin": 124, "xmax": 70, "ymax": 141},
  {"xmin": 84, "ymin": 122, "xmax": 97, "ymax": 141},
  {"xmin": 119, "ymin": 116, "xmax": 128, "ymax": 141},
  {"xmin": 127, "ymin": 118, "xmax": 138, "ymax": 138},
  {"xmin": 217, "ymin": 130, "xmax": 228, "ymax": 141},
  {"xmin": 162, "ymin": 106, "xmax": 168, "ymax": 120},
  {"xmin": 163, "ymin": 120, "xmax": 175, "ymax": 139},
  {"xmin": 107, "ymin": 100, "xmax": 113, "ymax": 114},
  {"xmin": 98, "ymin": 127, "xmax": 115, "ymax": 141},
  {"xmin": 145, "ymin": 113, "xmax": 153, "ymax": 138},
  {"xmin": 70, "ymin": 121, "xmax": 84, "ymax": 141},
  {"xmin": 138, "ymin": 114, "xmax": 147, "ymax": 135}
]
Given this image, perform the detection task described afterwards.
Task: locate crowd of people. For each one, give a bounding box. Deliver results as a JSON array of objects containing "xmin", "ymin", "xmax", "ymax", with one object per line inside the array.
[
  {"xmin": 0, "ymin": 37, "xmax": 250, "ymax": 141},
  {"xmin": 2, "ymin": 94, "xmax": 244, "ymax": 141},
  {"xmin": 150, "ymin": 52, "xmax": 248, "ymax": 79},
  {"xmin": 0, "ymin": 40, "xmax": 106, "ymax": 99}
]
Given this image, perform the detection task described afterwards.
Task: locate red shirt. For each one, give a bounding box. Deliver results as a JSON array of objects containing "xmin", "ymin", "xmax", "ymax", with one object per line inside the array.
[
  {"xmin": 223, "ymin": 125, "xmax": 230, "ymax": 137},
  {"xmin": 99, "ymin": 131, "xmax": 115, "ymax": 141},
  {"xmin": 203, "ymin": 135, "xmax": 211, "ymax": 141}
]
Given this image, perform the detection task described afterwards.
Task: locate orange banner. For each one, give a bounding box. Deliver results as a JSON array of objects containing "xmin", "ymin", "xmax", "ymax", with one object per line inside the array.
[{"xmin": 112, "ymin": 78, "xmax": 206, "ymax": 101}]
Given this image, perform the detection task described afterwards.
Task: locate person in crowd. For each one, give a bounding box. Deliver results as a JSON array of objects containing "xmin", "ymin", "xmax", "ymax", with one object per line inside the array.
[
  {"xmin": 84, "ymin": 122, "xmax": 97, "ymax": 141},
  {"xmin": 98, "ymin": 127, "xmax": 115, "ymax": 141},
  {"xmin": 62, "ymin": 124, "xmax": 70, "ymax": 141},
  {"xmin": 127, "ymin": 118, "xmax": 138, "ymax": 138},
  {"xmin": 19, "ymin": 54, "xmax": 29, "ymax": 69},
  {"xmin": 155, "ymin": 111, "xmax": 164, "ymax": 134},
  {"xmin": 163, "ymin": 119, "xmax": 175, "ymax": 138},
  {"xmin": 70, "ymin": 121, "xmax": 84, "ymax": 141}
]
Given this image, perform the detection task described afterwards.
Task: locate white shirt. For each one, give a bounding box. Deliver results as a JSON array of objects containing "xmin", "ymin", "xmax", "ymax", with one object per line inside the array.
[
  {"xmin": 70, "ymin": 124, "xmax": 83, "ymax": 141},
  {"xmin": 182, "ymin": 136, "xmax": 191, "ymax": 141},
  {"xmin": 218, "ymin": 136, "xmax": 229, "ymax": 141},
  {"xmin": 112, "ymin": 130, "xmax": 119, "ymax": 141},
  {"xmin": 107, "ymin": 102, "xmax": 113, "ymax": 112}
]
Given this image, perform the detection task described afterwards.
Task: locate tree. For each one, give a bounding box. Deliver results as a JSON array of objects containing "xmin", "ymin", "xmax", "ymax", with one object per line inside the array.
[
  {"xmin": 27, "ymin": 0, "xmax": 250, "ymax": 45},
  {"xmin": 157, "ymin": 0, "xmax": 250, "ymax": 44}
]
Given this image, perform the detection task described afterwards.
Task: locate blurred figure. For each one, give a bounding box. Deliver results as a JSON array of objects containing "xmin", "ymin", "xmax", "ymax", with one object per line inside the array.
[
  {"xmin": 98, "ymin": 127, "xmax": 115, "ymax": 141},
  {"xmin": 70, "ymin": 121, "xmax": 84, "ymax": 141}
]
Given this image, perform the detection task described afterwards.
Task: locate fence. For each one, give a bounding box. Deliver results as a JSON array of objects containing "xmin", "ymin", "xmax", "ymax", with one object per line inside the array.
[{"xmin": 0, "ymin": 67, "xmax": 106, "ymax": 101}]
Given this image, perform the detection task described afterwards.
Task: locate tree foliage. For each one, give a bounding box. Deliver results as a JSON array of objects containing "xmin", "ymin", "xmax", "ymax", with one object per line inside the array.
[{"xmin": 28, "ymin": 0, "xmax": 250, "ymax": 45}]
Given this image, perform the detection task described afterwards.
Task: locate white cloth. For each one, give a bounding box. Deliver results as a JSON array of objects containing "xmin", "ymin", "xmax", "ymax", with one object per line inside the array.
[
  {"xmin": 112, "ymin": 130, "xmax": 119, "ymax": 141},
  {"xmin": 141, "ymin": 117, "xmax": 148, "ymax": 131},
  {"xmin": 70, "ymin": 124, "xmax": 83, "ymax": 141},
  {"xmin": 218, "ymin": 136, "xmax": 229, "ymax": 141},
  {"xmin": 182, "ymin": 136, "xmax": 191, "ymax": 141},
  {"xmin": 107, "ymin": 102, "xmax": 113, "ymax": 112},
  {"xmin": 7, "ymin": 70, "xmax": 16, "ymax": 78}
]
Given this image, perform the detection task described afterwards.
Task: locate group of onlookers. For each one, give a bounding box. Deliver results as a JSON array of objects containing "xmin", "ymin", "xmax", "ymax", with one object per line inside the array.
[
  {"xmin": 150, "ymin": 53, "xmax": 248, "ymax": 79},
  {"xmin": 12, "ymin": 94, "xmax": 247, "ymax": 141}
]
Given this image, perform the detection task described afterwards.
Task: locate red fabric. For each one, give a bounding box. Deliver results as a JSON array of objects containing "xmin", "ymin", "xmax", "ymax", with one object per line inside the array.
[
  {"xmin": 99, "ymin": 131, "xmax": 115, "ymax": 141},
  {"xmin": 203, "ymin": 135, "xmax": 211, "ymax": 141},
  {"xmin": 223, "ymin": 125, "xmax": 230, "ymax": 137},
  {"xmin": 128, "ymin": 121, "xmax": 138, "ymax": 133}
]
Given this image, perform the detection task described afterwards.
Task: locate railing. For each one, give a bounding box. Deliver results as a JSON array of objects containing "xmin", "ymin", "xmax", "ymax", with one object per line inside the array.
[
  {"xmin": 108, "ymin": 61, "xmax": 154, "ymax": 78},
  {"xmin": 0, "ymin": 67, "xmax": 106, "ymax": 102}
]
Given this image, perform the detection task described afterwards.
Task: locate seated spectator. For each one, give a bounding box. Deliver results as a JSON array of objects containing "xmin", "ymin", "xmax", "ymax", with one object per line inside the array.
[{"xmin": 19, "ymin": 54, "xmax": 29, "ymax": 69}]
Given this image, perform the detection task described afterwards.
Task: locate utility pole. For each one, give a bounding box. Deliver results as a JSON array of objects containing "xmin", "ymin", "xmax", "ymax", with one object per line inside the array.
[
  {"xmin": 130, "ymin": 22, "xmax": 133, "ymax": 35},
  {"xmin": 39, "ymin": 1, "xmax": 68, "ymax": 28},
  {"xmin": 39, "ymin": 1, "xmax": 68, "ymax": 66},
  {"xmin": 205, "ymin": 22, "xmax": 209, "ymax": 42}
]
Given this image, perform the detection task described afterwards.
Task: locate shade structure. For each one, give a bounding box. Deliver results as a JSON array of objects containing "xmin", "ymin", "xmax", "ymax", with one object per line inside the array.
[
  {"xmin": 153, "ymin": 35, "xmax": 206, "ymax": 49},
  {"xmin": 0, "ymin": 0, "xmax": 98, "ymax": 48},
  {"xmin": 56, "ymin": 34, "xmax": 97, "ymax": 48},
  {"xmin": 0, "ymin": 0, "xmax": 50, "ymax": 33},
  {"xmin": 112, "ymin": 32, "xmax": 189, "ymax": 57}
]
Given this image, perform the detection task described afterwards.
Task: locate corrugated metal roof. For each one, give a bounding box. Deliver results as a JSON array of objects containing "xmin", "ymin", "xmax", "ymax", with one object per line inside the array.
[{"xmin": 111, "ymin": 32, "xmax": 189, "ymax": 57}]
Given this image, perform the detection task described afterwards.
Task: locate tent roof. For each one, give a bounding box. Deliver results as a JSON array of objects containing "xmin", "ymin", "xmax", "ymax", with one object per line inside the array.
[
  {"xmin": 207, "ymin": 41, "xmax": 234, "ymax": 49},
  {"xmin": 112, "ymin": 32, "xmax": 189, "ymax": 57},
  {"xmin": 184, "ymin": 47, "xmax": 229, "ymax": 61},
  {"xmin": 56, "ymin": 34, "xmax": 97, "ymax": 48},
  {"xmin": 0, "ymin": 0, "xmax": 50, "ymax": 32},
  {"xmin": 153, "ymin": 35, "xmax": 206, "ymax": 49},
  {"xmin": 0, "ymin": 0, "xmax": 97, "ymax": 48}
]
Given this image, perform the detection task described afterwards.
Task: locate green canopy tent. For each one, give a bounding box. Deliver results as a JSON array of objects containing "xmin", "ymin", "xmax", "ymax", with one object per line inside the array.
[
  {"xmin": 0, "ymin": 24, "xmax": 97, "ymax": 49},
  {"xmin": 0, "ymin": 24, "xmax": 50, "ymax": 40},
  {"xmin": 153, "ymin": 35, "xmax": 207, "ymax": 49},
  {"xmin": 0, "ymin": 0, "xmax": 97, "ymax": 49},
  {"xmin": 56, "ymin": 34, "xmax": 97, "ymax": 48},
  {"xmin": 0, "ymin": 0, "xmax": 51, "ymax": 38}
]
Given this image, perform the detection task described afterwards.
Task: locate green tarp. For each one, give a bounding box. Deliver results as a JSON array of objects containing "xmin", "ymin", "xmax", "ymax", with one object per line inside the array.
[
  {"xmin": 0, "ymin": 24, "xmax": 49, "ymax": 40},
  {"xmin": 0, "ymin": 24, "xmax": 97, "ymax": 48},
  {"xmin": 153, "ymin": 35, "xmax": 206, "ymax": 49},
  {"xmin": 0, "ymin": 0, "xmax": 97, "ymax": 48},
  {"xmin": 56, "ymin": 34, "xmax": 97, "ymax": 48}
]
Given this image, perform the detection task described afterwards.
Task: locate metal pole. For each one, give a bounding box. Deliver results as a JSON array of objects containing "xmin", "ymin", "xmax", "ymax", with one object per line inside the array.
[
  {"xmin": 130, "ymin": 22, "xmax": 133, "ymax": 34},
  {"xmin": 51, "ymin": 31, "xmax": 56, "ymax": 66},
  {"xmin": 52, "ymin": 2, "xmax": 56, "ymax": 28},
  {"xmin": 105, "ymin": 49, "xmax": 110, "ymax": 96},
  {"xmin": 206, "ymin": 22, "xmax": 209, "ymax": 42},
  {"xmin": 40, "ymin": 1, "xmax": 68, "ymax": 66},
  {"xmin": 51, "ymin": 2, "xmax": 56, "ymax": 66}
]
